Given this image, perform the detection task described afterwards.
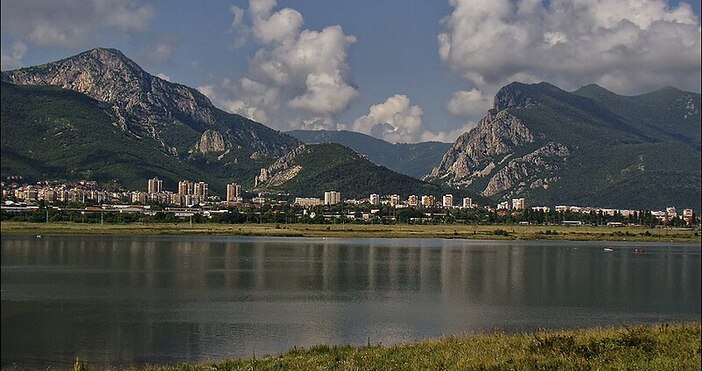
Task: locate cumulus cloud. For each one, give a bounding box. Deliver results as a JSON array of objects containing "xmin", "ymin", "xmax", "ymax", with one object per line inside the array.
[
  {"xmin": 438, "ymin": 0, "xmax": 701, "ymax": 95},
  {"xmin": 1, "ymin": 41, "xmax": 27, "ymax": 70},
  {"xmin": 351, "ymin": 94, "xmax": 423, "ymax": 143},
  {"xmin": 216, "ymin": 0, "xmax": 357, "ymax": 130},
  {"xmin": 199, "ymin": 77, "xmax": 280, "ymax": 124},
  {"xmin": 1, "ymin": 0, "xmax": 154, "ymax": 47},
  {"xmin": 350, "ymin": 94, "xmax": 471, "ymax": 143},
  {"xmin": 420, "ymin": 122, "xmax": 475, "ymax": 143},
  {"xmin": 446, "ymin": 88, "xmax": 492, "ymax": 118}
]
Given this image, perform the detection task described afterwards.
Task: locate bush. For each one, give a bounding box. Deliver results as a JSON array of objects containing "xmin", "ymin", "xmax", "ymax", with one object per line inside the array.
[{"xmin": 493, "ymin": 229, "xmax": 509, "ymax": 236}]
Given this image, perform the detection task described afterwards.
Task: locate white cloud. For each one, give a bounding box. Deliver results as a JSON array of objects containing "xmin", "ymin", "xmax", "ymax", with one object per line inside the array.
[
  {"xmin": 155, "ymin": 73, "xmax": 171, "ymax": 81},
  {"xmin": 352, "ymin": 94, "xmax": 425, "ymax": 143},
  {"xmin": 420, "ymin": 122, "xmax": 475, "ymax": 143},
  {"xmin": 439, "ymin": 0, "xmax": 701, "ymax": 95},
  {"xmin": 350, "ymin": 94, "xmax": 477, "ymax": 143},
  {"xmin": 251, "ymin": 6, "xmax": 303, "ymax": 44},
  {"xmin": 0, "ymin": 41, "xmax": 27, "ymax": 70},
  {"xmin": 217, "ymin": 0, "xmax": 357, "ymax": 130},
  {"xmin": 1, "ymin": 0, "xmax": 155, "ymax": 47},
  {"xmin": 197, "ymin": 85, "xmax": 217, "ymax": 100},
  {"xmin": 446, "ymin": 89, "xmax": 492, "ymax": 118}
]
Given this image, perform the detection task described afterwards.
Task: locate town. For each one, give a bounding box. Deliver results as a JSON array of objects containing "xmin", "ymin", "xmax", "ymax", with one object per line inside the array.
[{"xmin": 1, "ymin": 177, "xmax": 698, "ymax": 227}]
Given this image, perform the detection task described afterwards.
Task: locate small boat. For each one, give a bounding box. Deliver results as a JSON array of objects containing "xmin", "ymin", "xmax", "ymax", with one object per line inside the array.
[
  {"xmin": 36, "ymin": 235, "xmax": 42, "ymax": 238},
  {"xmin": 634, "ymin": 248, "xmax": 645, "ymax": 254},
  {"xmin": 603, "ymin": 248, "xmax": 614, "ymax": 252}
]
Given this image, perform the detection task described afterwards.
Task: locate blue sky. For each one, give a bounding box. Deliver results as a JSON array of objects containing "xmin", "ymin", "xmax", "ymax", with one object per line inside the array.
[{"xmin": 2, "ymin": 0, "xmax": 700, "ymax": 143}]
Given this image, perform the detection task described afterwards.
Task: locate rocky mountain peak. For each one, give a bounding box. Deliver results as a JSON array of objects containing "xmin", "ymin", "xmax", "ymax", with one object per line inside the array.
[
  {"xmin": 493, "ymin": 82, "xmax": 539, "ymax": 111},
  {"xmin": 1, "ymin": 47, "xmax": 152, "ymax": 102},
  {"xmin": 1, "ymin": 47, "xmax": 299, "ymax": 160}
]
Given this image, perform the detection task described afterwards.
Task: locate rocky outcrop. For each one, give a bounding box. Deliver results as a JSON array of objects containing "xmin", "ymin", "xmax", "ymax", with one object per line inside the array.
[
  {"xmin": 493, "ymin": 83, "xmax": 539, "ymax": 111},
  {"xmin": 427, "ymin": 109, "xmax": 534, "ymax": 186},
  {"xmin": 256, "ymin": 145, "xmax": 308, "ymax": 187},
  {"xmin": 266, "ymin": 165, "xmax": 303, "ymax": 187},
  {"xmin": 195, "ymin": 129, "xmax": 229, "ymax": 154},
  {"xmin": 482, "ymin": 142, "xmax": 570, "ymax": 197}
]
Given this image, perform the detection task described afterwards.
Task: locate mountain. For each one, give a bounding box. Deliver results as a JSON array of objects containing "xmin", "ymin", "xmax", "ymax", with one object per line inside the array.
[
  {"xmin": 256, "ymin": 143, "xmax": 455, "ymax": 199},
  {"xmin": 426, "ymin": 82, "xmax": 701, "ymax": 210},
  {"xmin": 1, "ymin": 48, "xmax": 300, "ymax": 192},
  {"xmin": 287, "ymin": 129, "xmax": 451, "ymax": 179},
  {"xmin": 1, "ymin": 82, "xmax": 217, "ymax": 190}
]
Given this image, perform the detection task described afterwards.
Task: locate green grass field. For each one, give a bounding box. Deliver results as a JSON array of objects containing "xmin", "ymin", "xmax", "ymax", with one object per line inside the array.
[
  {"xmin": 61, "ymin": 323, "xmax": 702, "ymax": 371},
  {"xmin": 1, "ymin": 221, "xmax": 699, "ymax": 243}
]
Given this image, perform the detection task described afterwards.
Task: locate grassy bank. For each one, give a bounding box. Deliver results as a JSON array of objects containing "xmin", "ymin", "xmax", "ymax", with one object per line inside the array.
[
  {"xmin": 1, "ymin": 221, "xmax": 700, "ymax": 242},
  {"xmin": 66, "ymin": 323, "xmax": 699, "ymax": 370}
]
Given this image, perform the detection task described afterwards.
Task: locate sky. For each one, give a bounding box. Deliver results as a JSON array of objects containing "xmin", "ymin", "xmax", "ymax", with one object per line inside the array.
[{"xmin": 1, "ymin": 0, "xmax": 701, "ymax": 144}]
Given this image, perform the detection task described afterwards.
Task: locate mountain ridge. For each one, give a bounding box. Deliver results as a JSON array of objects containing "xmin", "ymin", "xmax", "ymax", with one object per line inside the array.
[
  {"xmin": 427, "ymin": 81, "xmax": 701, "ymax": 210},
  {"xmin": 255, "ymin": 143, "xmax": 460, "ymax": 199},
  {"xmin": 1, "ymin": 48, "xmax": 303, "ymax": 192},
  {"xmin": 2, "ymin": 47, "xmax": 300, "ymax": 159},
  {"xmin": 287, "ymin": 129, "xmax": 451, "ymax": 179}
]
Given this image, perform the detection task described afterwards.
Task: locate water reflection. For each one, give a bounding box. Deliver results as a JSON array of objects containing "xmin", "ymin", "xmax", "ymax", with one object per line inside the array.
[{"xmin": 2, "ymin": 235, "xmax": 700, "ymax": 368}]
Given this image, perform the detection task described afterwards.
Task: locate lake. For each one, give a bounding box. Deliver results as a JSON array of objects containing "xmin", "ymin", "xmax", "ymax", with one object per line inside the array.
[{"xmin": 1, "ymin": 234, "xmax": 700, "ymax": 368}]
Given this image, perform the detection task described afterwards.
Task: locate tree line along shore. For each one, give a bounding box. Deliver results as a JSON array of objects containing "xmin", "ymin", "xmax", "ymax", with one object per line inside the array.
[{"xmin": 1, "ymin": 221, "xmax": 699, "ymax": 243}]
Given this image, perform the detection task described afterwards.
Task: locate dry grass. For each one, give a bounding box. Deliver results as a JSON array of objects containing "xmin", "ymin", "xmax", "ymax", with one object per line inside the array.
[
  {"xmin": 1, "ymin": 221, "xmax": 699, "ymax": 242},
  {"xmin": 61, "ymin": 322, "xmax": 698, "ymax": 371}
]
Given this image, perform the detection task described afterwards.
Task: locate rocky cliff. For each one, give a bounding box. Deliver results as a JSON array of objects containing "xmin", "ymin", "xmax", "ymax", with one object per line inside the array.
[{"xmin": 426, "ymin": 83, "xmax": 570, "ymax": 199}]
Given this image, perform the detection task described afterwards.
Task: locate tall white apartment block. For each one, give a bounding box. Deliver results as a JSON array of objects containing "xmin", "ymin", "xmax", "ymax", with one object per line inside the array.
[
  {"xmin": 324, "ymin": 191, "xmax": 341, "ymax": 205},
  {"xmin": 226, "ymin": 183, "xmax": 242, "ymax": 203},
  {"xmin": 147, "ymin": 177, "xmax": 162, "ymax": 194},
  {"xmin": 462, "ymin": 197, "xmax": 473, "ymax": 208}
]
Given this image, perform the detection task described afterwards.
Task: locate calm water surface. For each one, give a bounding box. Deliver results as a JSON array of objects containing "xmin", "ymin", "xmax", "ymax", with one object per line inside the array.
[{"xmin": 1, "ymin": 234, "xmax": 700, "ymax": 367}]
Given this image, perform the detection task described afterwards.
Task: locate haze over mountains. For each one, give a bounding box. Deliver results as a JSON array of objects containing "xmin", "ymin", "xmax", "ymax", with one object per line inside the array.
[{"xmin": 1, "ymin": 48, "xmax": 700, "ymax": 209}]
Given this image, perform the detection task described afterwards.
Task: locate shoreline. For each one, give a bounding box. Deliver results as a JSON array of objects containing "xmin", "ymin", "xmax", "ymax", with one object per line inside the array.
[
  {"xmin": 49, "ymin": 322, "xmax": 702, "ymax": 370},
  {"xmin": 1, "ymin": 221, "xmax": 699, "ymax": 243}
]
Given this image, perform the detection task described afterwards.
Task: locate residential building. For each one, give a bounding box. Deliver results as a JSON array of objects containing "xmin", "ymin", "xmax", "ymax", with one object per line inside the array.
[
  {"xmin": 497, "ymin": 201, "xmax": 510, "ymax": 210},
  {"xmin": 178, "ymin": 180, "xmax": 193, "ymax": 196},
  {"xmin": 295, "ymin": 197, "xmax": 322, "ymax": 207},
  {"xmin": 226, "ymin": 183, "xmax": 242, "ymax": 203},
  {"xmin": 370, "ymin": 193, "xmax": 380, "ymax": 205},
  {"xmin": 407, "ymin": 194, "xmax": 419, "ymax": 207},
  {"xmin": 443, "ymin": 194, "xmax": 453, "ymax": 208},
  {"xmin": 324, "ymin": 191, "xmax": 341, "ymax": 205},
  {"xmin": 389, "ymin": 194, "xmax": 401, "ymax": 207},
  {"xmin": 666, "ymin": 207, "xmax": 677, "ymax": 218},
  {"xmin": 193, "ymin": 182, "xmax": 209, "ymax": 201},
  {"xmin": 147, "ymin": 177, "xmax": 162, "ymax": 194},
  {"xmin": 462, "ymin": 197, "xmax": 473, "ymax": 209},
  {"xmin": 131, "ymin": 191, "xmax": 148, "ymax": 204},
  {"xmin": 601, "ymin": 208, "xmax": 616, "ymax": 217},
  {"xmin": 421, "ymin": 195, "xmax": 435, "ymax": 208},
  {"xmin": 683, "ymin": 209, "xmax": 694, "ymax": 225},
  {"xmin": 511, "ymin": 197, "xmax": 525, "ymax": 210}
]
